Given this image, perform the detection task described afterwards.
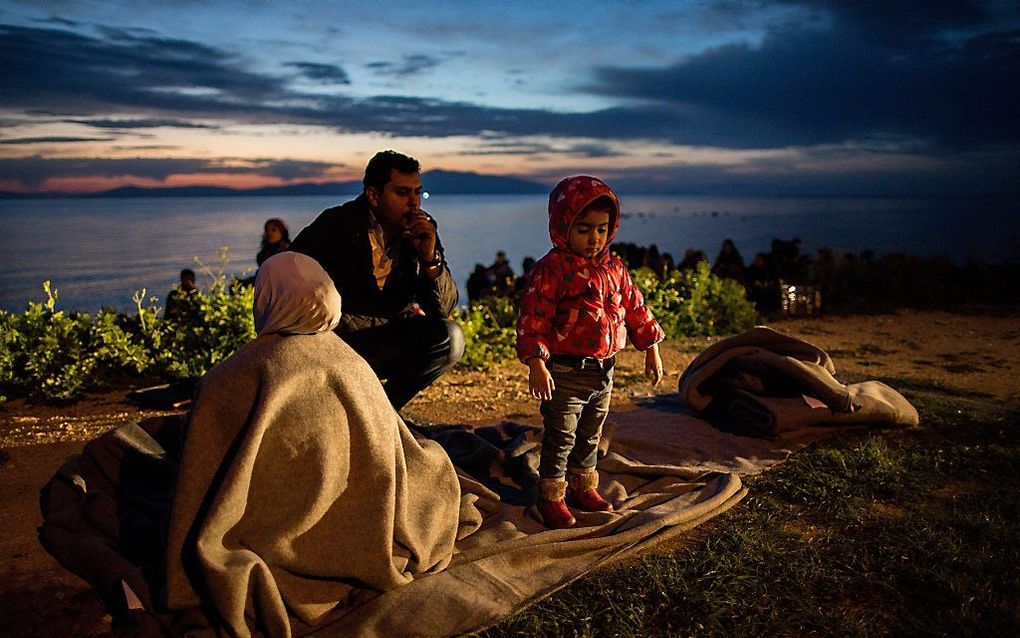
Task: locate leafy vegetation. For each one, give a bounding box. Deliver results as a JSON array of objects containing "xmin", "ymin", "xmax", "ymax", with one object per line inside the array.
[{"xmin": 0, "ymin": 261, "xmax": 755, "ymax": 401}]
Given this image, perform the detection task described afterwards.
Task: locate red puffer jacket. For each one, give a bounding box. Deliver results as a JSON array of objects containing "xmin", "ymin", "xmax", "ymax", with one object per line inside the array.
[{"xmin": 516, "ymin": 176, "xmax": 664, "ymax": 363}]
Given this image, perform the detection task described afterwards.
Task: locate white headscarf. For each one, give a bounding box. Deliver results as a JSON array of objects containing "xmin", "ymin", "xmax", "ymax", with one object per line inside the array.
[{"xmin": 253, "ymin": 252, "xmax": 341, "ymax": 336}]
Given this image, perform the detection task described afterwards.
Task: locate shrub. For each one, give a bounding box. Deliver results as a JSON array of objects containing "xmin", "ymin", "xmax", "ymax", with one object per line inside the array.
[
  {"xmin": 0, "ymin": 269, "xmax": 255, "ymax": 402},
  {"xmin": 632, "ymin": 262, "xmax": 759, "ymax": 338},
  {"xmin": 455, "ymin": 295, "xmax": 518, "ymax": 370}
]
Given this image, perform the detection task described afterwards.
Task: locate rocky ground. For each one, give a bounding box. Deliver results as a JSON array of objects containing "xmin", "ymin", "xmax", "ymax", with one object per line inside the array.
[{"xmin": 2, "ymin": 310, "xmax": 1018, "ymax": 636}]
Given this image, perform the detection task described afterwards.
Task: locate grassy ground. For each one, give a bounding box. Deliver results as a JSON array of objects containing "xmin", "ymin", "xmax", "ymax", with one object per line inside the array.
[
  {"xmin": 479, "ymin": 382, "xmax": 1020, "ymax": 637},
  {"xmin": 3, "ymin": 311, "xmax": 1018, "ymax": 636}
]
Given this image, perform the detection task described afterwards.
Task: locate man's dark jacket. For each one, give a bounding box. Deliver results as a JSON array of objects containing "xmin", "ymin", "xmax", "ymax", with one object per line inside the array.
[{"xmin": 290, "ymin": 194, "xmax": 458, "ymax": 333}]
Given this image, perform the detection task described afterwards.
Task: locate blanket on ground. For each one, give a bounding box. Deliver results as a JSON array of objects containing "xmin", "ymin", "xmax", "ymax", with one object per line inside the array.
[
  {"xmin": 678, "ymin": 326, "xmax": 919, "ymax": 437},
  {"xmin": 39, "ymin": 355, "xmax": 758, "ymax": 638},
  {"xmin": 39, "ymin": 407, "xmax": 757, "ymax": 637}
]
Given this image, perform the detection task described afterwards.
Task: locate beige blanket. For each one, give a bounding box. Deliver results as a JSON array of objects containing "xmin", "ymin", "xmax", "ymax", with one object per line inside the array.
[
  {"xmin": 678, "ymin": 326, "xmax": 919, "ymax": 436},
  {"xmin": 42, "ymin": 331, "xmax": 783, "ymax": 637}
]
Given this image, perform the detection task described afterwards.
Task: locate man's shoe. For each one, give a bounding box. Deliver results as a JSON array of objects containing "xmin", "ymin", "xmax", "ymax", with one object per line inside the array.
[
  {"xmin": 568, "ymin": 469, "xmax": 613, "ymax": 512},
  {"xmin": 538, "ymin": 478, "xmax": 576, "ymax": 529}
]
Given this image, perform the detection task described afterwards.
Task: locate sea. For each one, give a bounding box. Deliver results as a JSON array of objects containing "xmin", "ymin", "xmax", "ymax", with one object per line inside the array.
[{"xmin": 1, "ymin": 194, "xmax": 1017, "ymax": 314}]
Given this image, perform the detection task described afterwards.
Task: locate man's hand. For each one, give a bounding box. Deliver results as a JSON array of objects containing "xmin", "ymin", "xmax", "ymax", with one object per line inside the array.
[
  {"xmin": 527, "ymin": 358, "xmax": 555, "ymax": 401},
  {"xmin": 405, "ymin": 209, "xmax": 438, "ymax": 265},
  {"xmin": 645, "ymin": 343, "xmax": 663, "ymax": 386}
]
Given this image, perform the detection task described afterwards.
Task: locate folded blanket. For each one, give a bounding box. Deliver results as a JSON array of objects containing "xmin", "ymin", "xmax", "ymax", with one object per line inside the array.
[{"xmin": 679, "ymin": 326, "xmax": 918, "ymax": 436}]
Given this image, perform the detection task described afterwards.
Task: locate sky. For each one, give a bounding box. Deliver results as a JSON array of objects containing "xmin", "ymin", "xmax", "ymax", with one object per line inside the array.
[{"xmin": 1, "ymin": 0, "xmax": 1018, "ymax": 196}]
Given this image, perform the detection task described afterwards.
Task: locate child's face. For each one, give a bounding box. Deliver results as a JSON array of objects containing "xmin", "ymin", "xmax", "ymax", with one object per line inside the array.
[{"xmin": 568, "ymin": 207, "xmax": 611, "ymax": 258}]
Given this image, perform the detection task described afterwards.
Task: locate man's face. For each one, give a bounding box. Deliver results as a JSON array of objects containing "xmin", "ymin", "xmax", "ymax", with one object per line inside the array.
[{"xmin": 366, "ymin": 169, "xmax": 422, "ymax": 233}]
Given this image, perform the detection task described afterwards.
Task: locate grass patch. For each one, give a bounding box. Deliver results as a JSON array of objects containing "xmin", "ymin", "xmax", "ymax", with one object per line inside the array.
[{"xmin": 478, "ymin": 396, "xmax": 1020, "ymax": 637}]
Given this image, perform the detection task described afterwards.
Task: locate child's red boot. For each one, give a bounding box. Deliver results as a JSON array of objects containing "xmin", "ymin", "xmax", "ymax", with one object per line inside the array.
[
  {"xmin": 568, "ymin": 469, "xmax": 613, "ymax": 512},
  {"xmin": 538, "ymin": 478, "xmax": 576, "ymax": 529}
]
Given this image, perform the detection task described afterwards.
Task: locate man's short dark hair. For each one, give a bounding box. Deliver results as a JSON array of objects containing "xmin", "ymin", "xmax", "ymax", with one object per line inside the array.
[
  {"xmin": 363, "ymin": 150, "xmax": 420, "ymax": 191},
  {"xmin": 180, "ymin": 268, "xmax": 196, "ymax": 280}
]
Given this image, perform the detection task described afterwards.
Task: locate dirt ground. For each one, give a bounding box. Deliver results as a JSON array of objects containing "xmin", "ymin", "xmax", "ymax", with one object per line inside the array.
[{"xmin": 2, "ymin": 310, "xmax": 1018, "ymax": 636}]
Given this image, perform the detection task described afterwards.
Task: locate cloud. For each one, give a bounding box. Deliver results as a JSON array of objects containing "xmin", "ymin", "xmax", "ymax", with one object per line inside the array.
[
  {"xmin": 67, "ymin": 118, "xmax": 220, "ymax": 129},
  {"xmin": 2, "ymin": 13, "xmax": 1017, "ymax": 155},
  {"xmin": 0, "ymin": 155, "xmax": 339, "ymax": 189},
  {"xmin": 0, "ymin": 136, "xmax": 115, "ymax": 144},
  {"xmin": 284, "ymin": 61, "xmax": 351, "ymax": 84},
  {"xmin": 0, "ymin": 23, "xmax": 288, "ymax": 116},
  {"xmin": 366, "ymin": 54, "xmax": 441, "ymax": 77},
  {"xmin": 461, "ymin": 139, "xmax": 626, "ymax": 158},
  {"xmin": 586, "ymin": 3, "xmax": 1020, "ymax": 148}
]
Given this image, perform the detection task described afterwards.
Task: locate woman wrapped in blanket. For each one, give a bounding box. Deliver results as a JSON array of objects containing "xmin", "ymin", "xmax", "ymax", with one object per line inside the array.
[{"xmin": 165, "ymin": 251, "xmax": 461, "ymax": 637}]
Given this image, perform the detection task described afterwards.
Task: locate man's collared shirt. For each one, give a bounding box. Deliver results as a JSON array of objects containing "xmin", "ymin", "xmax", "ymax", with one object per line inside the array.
[{"xmin": 366, "ymin": 210, "xmax": 399, "ymax": 290}]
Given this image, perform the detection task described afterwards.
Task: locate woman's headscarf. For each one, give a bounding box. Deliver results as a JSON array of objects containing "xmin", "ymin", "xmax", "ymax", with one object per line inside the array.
[{"xmin": 253, "ymin": 251, "xmax": 341, "ymax": 335}]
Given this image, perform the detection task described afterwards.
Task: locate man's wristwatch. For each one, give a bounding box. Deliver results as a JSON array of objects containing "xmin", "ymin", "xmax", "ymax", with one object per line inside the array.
[{"xmin": 423, "ymin": 249, "xmax": 443, "ymax": 269}]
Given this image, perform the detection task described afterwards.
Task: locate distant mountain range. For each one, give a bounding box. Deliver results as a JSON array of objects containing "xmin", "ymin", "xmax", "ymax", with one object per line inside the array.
[{"xmin": 0, "ymin": 170, "xmax": 549, "ymax": 198}]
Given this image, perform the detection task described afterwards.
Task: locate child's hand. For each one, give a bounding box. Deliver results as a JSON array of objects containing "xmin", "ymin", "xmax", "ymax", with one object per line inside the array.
[
  {"xmin": 527, "ymin": 358, "xmax": 555, "ymax": 401},
  {"xmin": 645, "ymin": 344, "xmax": 663, "ymax": 386}
]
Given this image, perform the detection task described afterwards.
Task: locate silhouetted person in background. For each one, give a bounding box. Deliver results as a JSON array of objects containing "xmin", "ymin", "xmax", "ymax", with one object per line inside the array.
[
  {"xmin": 712, "ymin": 238, "xmax": 746, "ymax": 285},
  {"xmin": 490, "ymin": 250, "xmax": 514, "ymax": 295},
  {"xmin": 165, "ymin": 268, "xmax": 200, "ymax": 323},
  {"xmin": 466, "ymin": 263, "xmax": 495, "ymax": 302},
  {"xmin": 678, "ymin": 248, "xmax": 707, "ymax": 270},
  {"xmin": 746, "ymin": 252, "xmax": 781, "ymax": 313},
  {"xmin": 256, "ymin": 218, "xmax": 291, "ymax": 267},
  {"xmin": 515, "ymin": 256, "xmax": 536, "ymax": 294}
]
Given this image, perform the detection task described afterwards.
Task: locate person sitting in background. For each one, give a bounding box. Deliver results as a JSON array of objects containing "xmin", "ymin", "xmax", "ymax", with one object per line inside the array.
[
  {"xmin": 677, "ymin": 248, "xmax": 707, "ymax": 270},
  {"xmin": 712, "ymin": 238, "xmax": 746, "ymax": 285},
  {"xmin": 164, "ymin": 268, "xmax": 200, "ymax": 323},
  {"xmin": 256, "ymin": 218, "xmax": 291, "ymax": 267},
  {"xmin": 745, "ymin": 252, "xmax": 781, "ymax": 313},
  {"xmin": 514, "ymin": 256, "xmax": 536, "ymax": 295},
  {"xmin": 466, "ymin": 263, "xmax": 495, "ymax": 303},
  {"xmin": 490, "ymin": 251, "xmax": 515, "ymax": 295}
]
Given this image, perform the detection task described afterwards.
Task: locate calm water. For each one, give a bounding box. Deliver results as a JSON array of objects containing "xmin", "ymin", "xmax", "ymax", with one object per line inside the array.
[{"xmin": 1, "ymin": 194, "xmax": 1016, "ymax": 313}]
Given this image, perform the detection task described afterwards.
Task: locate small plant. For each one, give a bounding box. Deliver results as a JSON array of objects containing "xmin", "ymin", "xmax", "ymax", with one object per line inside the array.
[
  {"xmin": 633, "ymin": 261, "xmax": 758, "ymax": 338},
  {"xmin": 455, "ymin": 295, "xmax": 518, "ymax": 370}
]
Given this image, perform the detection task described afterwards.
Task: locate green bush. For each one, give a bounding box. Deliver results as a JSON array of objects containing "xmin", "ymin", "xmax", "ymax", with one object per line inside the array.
[
  {"xmin": 454, "ymin": 295, "xmax": 518, "ymax": 370},
  {"xmin": 631, "ymin": 261, "xmax": 758, "ymax": 338},
  {"xmin": 0, "ymin": 272, "xmax": 255, "ymax": 402},
  {"xmin": 0, "ymin": 260, "xmax": 756, "ymax": 399},
  {"xmin": 453, "ymin": 263, "xmax": 759, "ymax": 371}
]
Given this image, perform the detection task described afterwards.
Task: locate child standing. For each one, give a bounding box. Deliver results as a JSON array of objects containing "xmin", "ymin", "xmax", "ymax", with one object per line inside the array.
[{"xmin": 517, "ymin": 176, "xmax": 665, "ymax": 529}]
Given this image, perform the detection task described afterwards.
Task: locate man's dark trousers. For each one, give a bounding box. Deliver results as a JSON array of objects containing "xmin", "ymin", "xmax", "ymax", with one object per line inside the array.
[{"xmin": 340, "ymin": 317, "xmax": 465, "ymax": 411}]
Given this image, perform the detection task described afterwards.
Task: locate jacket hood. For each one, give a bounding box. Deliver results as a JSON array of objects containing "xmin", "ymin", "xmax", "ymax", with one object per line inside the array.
[{"xmin": 548, "ymin": 176, "xmax": 620, "ymax": 255}]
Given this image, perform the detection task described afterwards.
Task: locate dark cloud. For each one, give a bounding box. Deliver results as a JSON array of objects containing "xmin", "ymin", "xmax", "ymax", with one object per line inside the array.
[
  {"xmin": 2, "ymin": 12, "xmax": 1017, "ymax": 178},
  {"xmin": 587, "ymin": 17, "xmax": 1020, "ymax": 148},
  {"xmin": 245, "ymin": 158, "xmax": 341, "ymax": 180},
  {"xmin": 462, "ymin": 139, "xmax": 625, "ymax": 158},
  {"xmin": 366, "ymin": 54, "xmax": 441, "ymax": 77},
  {"xmin": 67, "ymin": 118, "xmax": 219, "ymax": 129},
  {"xmin": 0, "ymin": 155, "xmax": 337, "ymax": 189},
  {"xmin": 284, "ymin": 61, "xmax": 351, "ymax": 84},
  {"xmin": 0, "ymin": 24, "xmax": 287, "ymax": 117},
  {"xmin": 554, "ymin": 148, "xmax": 1020, "ymax": 197},
  {"xmin": 0, "ymin": 136, "xmax": 114, "ymax": 144}
]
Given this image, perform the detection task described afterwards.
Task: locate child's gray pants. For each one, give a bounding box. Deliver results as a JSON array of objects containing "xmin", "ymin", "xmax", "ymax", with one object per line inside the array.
[{"xmin": 538, "ymin": 361, "xmax": 614, "ymax": 479}]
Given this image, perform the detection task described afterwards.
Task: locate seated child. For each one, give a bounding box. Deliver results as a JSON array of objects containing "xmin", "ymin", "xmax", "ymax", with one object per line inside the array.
[{"xmin": 517, "ymin": 176, "xmax": 665, "ymax": 529}]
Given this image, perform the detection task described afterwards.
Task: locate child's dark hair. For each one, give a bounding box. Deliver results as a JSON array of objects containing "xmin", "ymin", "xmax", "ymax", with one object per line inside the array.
[{"xmin": 583, "ymin": 195, "xmax": 617, "ymax": 214}]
